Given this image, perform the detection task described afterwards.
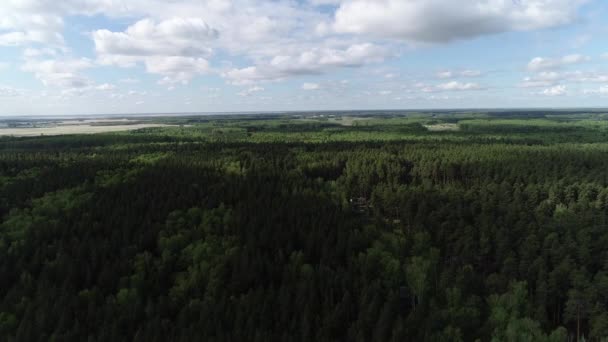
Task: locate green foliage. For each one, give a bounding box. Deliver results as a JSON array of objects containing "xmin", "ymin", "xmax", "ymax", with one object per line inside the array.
[
  {"xmin": 406, "ymin": 256, "xmax": 430, "ymax": 309},
  {"xmin": 1, "ymin": 111, "xmax": 608, "ymax": 341},
  {"xmin": 488, "ymin": 282, "xmax": 567, "ymax": 342}
]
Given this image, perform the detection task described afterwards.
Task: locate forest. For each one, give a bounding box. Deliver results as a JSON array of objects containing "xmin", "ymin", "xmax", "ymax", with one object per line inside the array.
[{"xmin": 1, "ymin": 111, "xmax": 608, "ymax": 341}]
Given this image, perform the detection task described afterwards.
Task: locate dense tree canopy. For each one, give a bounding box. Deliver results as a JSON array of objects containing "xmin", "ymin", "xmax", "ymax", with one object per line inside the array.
[{"xmin": 1, "ymin": 112, "xmax": 608, "ymax": 341}]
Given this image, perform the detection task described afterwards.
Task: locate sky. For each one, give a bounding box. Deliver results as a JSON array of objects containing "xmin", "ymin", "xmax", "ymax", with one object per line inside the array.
[{"xmin": 1, "ymin": 0, "xmax": 608, "ymax": 116}]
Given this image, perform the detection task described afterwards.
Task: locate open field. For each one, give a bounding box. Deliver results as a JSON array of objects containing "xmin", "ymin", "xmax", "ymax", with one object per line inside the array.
[
  {"xmin": 0, "ymin": 122, "xmax": 176, "ymax": 137},
  {"xmin": 423, "ymin": 123, "xmax": 460, "ymax": 131}
]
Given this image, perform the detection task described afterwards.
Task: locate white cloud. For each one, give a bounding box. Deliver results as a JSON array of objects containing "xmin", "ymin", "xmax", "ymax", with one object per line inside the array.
[
  {"xmin": 332, "ymin": 0, "xmax": 585, "ymax": 42},
  {"xmin": 0, "ymin": 9, "xmax": 65, "ymax": 46},
  {"xmin": 562, "ymin": 54, "xmax": 589, "ymax": 64},
  {"xmin": 436, "ymin": 71, "xmax": 453, "ymax": 79},
  {"xmin": 0, "ymin": 0, "xmax": 596, "ymax": 113},
  {"xmin": 21, "ymin": 58, "xmax": 94, "ymax": 88},
  {"xmin": 96, "ymin": 0, "xmax": 311, "ymax": 56},
  {"xmin": 119, "ymin": 78, "xmax": 139, "ymax": 84},
  {"xmin": 23, "ymin": 48, "xmax": 60, "ymax": 58},
  {"xmin": 310, "ymin": 0, "xmax": 342, "ymax": 5},
  {"xmin": 68, "ymin": 0, "xmax": 329, "ymax": 68},
  {"xmin": 527, "ymin": 54, "xmax": 590, "ymax": 71},
  {"xmin": 541, "ymin": 85, "xmax": 566, "ymax": 96},
  {"xmin": 414, "ymin": 80, "xmax": 484, "ymax": 93},
  {"xmin": 60, "ymin": 87, "xmax": 89, "ymax": 98},
  {"xmin": 583, "ymin": 86, "xmax": 608, "ymax": 96},
  {"xmin": 128, "ymin": 90, "xmax": 147, "ymax": 96},
  {"xmin": 238, "ymin": 86, "xmax": 265, "ymax": 96},
  {"xmin": 425, "ymin": 94, "xmax": 462, "ymax": 101},
  {"xmin": 436, "ymin": 81, "xmax": 483, "ymax": 91},
  {"xmin": 566, "ymin": 71, "xmax": 608, "ymax": 83},
  {"xmin": 224, "ymin": 43, "xmax": 390, "ymax": 85},
  {"xmin": 520, "ymin": 70, "xmax": 608, "ymax": 88},
  {"xmin": 460, "ymin": 69, "xmax": 481, "ymax": 77},
  {"xmin": 18, "ymin": 57, "xmax": 119, "ymax": 98},
  {"xmin": 93, "ymin": 18, "xmax": 216, "ymax": 83},
  {"xmin": 0, "ymin": 85, "xmax": 23, "ymax": 97},
  {"xmin": 93, "ymin": 18, "xmax": 218, "ymax": 58},
  {"xmin": 4, "ymin": 0, "xmax": 514, "ymax": 97},
  {"xmin": 302, "ymin": 83, "xmax": 320, "ymax": 90},
  {"xmin": 0, "ymin": 1, "xmax": 217, "ymax": 49},
  {"xmin": 149, "ymin": 57, "xmax": 211, "ymax": 85},
  {"xmin": 95, "ymin": 83, "xmax": 116, "ymax": 91},
  {"xmin": 437, "ymin": 70, "xmax": 481, "ymax": 79},
  {"xmin": 418, "ymin": 84, "xmax": 436, "ymax": 93},
  {"xmin": 520, "ymin": 71, "xmax": 562, "ymax": 88}
]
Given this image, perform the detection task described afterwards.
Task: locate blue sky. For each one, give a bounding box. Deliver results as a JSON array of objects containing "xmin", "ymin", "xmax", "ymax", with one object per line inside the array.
[{"xmin": 1, "ymin": 0, "xmax": 608, "ymax": 115}]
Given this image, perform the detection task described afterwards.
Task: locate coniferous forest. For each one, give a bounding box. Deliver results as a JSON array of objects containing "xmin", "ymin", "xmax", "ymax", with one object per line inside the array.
[{"xmin": 2, "ymin": 111, "xmax": 608, "ymax": 341}]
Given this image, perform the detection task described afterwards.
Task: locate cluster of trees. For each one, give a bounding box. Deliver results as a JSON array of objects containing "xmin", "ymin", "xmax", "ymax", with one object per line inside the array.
[{"xmin": 1, "ymin": 117, "xmax": 608, "ymax": 341}]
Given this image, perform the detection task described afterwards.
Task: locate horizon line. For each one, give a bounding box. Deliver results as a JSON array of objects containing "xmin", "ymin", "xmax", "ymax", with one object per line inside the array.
[{"xmin": 2, "ymin": 107, "xmax": 608, "ymax": 119}]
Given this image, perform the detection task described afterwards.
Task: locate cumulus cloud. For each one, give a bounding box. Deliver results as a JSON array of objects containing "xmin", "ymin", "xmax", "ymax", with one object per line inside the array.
[
  {"xmin": 224, "ymin": 43, "xmax": 390, "ymax": 85},
  {"xmin": 310, "ymin": 0, "xmax": 343, "ymax": 5},
  {"xmin": 23, "ymin": 48, "xmax": 60, "ymax": 58},
  {"xmin": 2, "ymin": 0, "xmax": 142, "ymax": 47},
  {"xmin": 436, "ymin": 71, "xmax": 453, "ymax": 79},
  {"xmin": 437, "ymin": 70, "xmax": 481, "ymax": 79},
  {"xmin": 93, "ymin": 18, "xmax": 216, "ymax": 83},
  {"xmin": 93, "ymin": 18, "xmax": 218, "ymax": 58},
  {"xmin": 541, "ymin": 85, "xmax": 566, "ymax": 96},
  {"xmin": 119, "ymin": 78, "xmax": 139, "ymax": 84},
  {"xmin": 302, "ymin": 83, "xmax": 321, "ymax": 90},
  {"xmin": 95, "ymin": 83, "xmax": 116, "ymax": 91},
  {"xmin": 527, "ymin": 54, "xmax": 590, "ymax": 71},
  {"xmin": 0, "ymin": 9, "xmax": 65, "ymax": 46},
  {"xmin": 0, "ymin": 0, "xmax": 594, "ymax": 109},
  {"xmin": 21, "ymin": 58, "xmax": 94, "ymax": 88},
  {"xmin": 19, "ymin": 55, "xmax": 125, "ymax": 99},
  {"xmin": 520, "ymin": 70, "xmax": 608, "ymax": 88},
  {"xmin": 332, "ymin": 0, "xmax": 585, "ymax": 42},
  {"xmin": 0, "ymin": 31, "xmax": 62, "ymax": 46},
  {"xmin": 1, "ymin": 0, "xmax": 300, "ymax": 53},
  {"xmin": 128, "ymin": 90, "xmax": 147, "ymax": 96},
  {"xmin": 566, "ymin": 71, "xmax": 608, "ymax": 83},
  {"xmin": 583, "ymin": 86, "xmax": 608, "ymax": 96},
  {"xmin": 414, "ymin": 80, "xmax": 485, "ymax": 93},
  {"xmin": 150, "ymin": 57, "xmax": 211, "ymax": 85},
  {"xmin": 436, "ymin": 81, "xmax": 483, "ymax": 91},
  {"xmin": 238, "ymin": 86, "xmax": 264, "ymax": 96},
  {"xmin": 460, "ymin": 70, "xmax": 481, "ymax": 77},
  {"xmin": 520, "ymin": 71, "xmax": 562, "ymax": 88},
  {"xmin": 0, "ymin": 85, "xmax": 23, "ymax": 97}
]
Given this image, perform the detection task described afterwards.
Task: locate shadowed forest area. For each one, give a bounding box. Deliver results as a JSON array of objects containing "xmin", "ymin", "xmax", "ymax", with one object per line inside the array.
[{"xmin": 1, "ymin": 111, "xmax": 608, "ymax": 341}]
